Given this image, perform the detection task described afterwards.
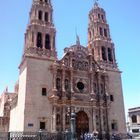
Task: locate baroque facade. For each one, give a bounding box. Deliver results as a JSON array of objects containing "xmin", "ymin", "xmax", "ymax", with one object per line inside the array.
[{"xmin": 0, "ymin": 0, "xmax": 126, "ymax": 137}]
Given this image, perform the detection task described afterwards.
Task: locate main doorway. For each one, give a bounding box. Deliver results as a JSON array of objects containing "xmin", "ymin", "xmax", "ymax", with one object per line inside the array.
[{"xmin": 76, "ymin": 111, "xmax": 89, "ymax": 138}]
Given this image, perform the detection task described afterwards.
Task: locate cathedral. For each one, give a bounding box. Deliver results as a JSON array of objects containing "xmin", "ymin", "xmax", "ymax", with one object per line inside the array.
[{"xmin": 0, "ymin": 0, "xmax": 126, "ymax": 137}]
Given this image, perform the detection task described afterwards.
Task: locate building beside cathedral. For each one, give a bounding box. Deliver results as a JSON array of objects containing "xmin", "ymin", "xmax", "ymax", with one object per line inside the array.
[
  {"xmin": 127, "ymin": 107, "xmax": 140, "ymax": 136},
  {"xmin": 0, "ymin": 0, "xmax": 126, "ymax": 137}
]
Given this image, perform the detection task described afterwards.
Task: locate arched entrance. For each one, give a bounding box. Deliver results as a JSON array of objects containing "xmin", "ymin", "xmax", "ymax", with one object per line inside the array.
[{"xmin": 76, "ymin": 111, "xmax": 89, "ymax": 138}]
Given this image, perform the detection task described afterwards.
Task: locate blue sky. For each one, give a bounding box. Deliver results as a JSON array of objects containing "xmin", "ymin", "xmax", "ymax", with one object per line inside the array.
[{"xmin": 0, "ymin": 0, "xmax": 140, "ymax": 118}]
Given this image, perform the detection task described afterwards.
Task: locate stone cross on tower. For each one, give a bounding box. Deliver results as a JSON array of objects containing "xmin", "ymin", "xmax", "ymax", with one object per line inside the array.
[{"xmin": 94, "ymin": 0, "xmax": 99, "ymax": 7}]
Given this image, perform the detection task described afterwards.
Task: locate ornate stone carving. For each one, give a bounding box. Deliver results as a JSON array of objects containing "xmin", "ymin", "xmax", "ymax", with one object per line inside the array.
[{"xmin": 25, "ymin": 47, "xmax": 56, "ymax": 58}]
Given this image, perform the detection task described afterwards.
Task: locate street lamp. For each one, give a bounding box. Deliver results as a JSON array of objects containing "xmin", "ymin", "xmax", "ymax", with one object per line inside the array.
[
  {"xmin": 66, "ymin": 82, "xmax": 76, "ymax": 140},
  {"xmin": 70, "ymin": 111, "xmax": 76, "ymax": 140},
  {"xmin": 67, "ymin": 107, "xmax": 76, "ymax": 140}
]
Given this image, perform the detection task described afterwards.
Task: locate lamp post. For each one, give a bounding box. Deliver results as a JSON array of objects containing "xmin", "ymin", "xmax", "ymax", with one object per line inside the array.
[
  {"xmin": 70, "ymin": 111, "xmax": 76, "ymax": 140},
  {"xmin": 66, "ymin": 82, "xmax": 76, "ymax": 140},
  {"xmin": 67, "ymin": 107, "xmax": 76, "ymax": 140}
]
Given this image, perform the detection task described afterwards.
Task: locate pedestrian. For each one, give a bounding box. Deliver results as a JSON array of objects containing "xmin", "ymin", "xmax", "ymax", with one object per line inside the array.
[{"xmin": 84, "ymin": 132, "xmax": 88, "ymax": 140}]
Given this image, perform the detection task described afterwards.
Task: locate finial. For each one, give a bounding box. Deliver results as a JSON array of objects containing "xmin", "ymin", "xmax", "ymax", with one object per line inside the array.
[
  {"xmin": 76, "ymin": 34, "xmax": 80, "ymax": 46},
  {"xmin": 94, "ymin": 0, "xmax": 99, "ymax": 7},
  {"xmin": 75, "ymin": 27, "xmax": 80, "ymax": 45}
]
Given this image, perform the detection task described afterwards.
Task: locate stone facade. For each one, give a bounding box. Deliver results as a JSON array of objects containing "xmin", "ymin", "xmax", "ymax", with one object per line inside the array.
[{"xmin": 0, "ymin": 0, "xmax": 126, "ymax": 136}]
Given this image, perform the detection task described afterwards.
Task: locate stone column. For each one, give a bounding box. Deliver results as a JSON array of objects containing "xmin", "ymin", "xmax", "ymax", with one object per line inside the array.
[
  {"xmin": 106, "ymin": 48, "xmax": 108, "ymax": 62},
  {"xmin": 93, "ymin": 110, "xmax": 96, "ymax": 131},
  {"xmin": 52, "ymin": 106, "xmax": 56, "ymax": 132},
  {"xmin": 89, "ymin": 55, "xmax": 94, "ymax": 94},
  {"xmin": 51, "ymin": 34, "xmax": 53, "ymax": 51},
  {"xmin": 99, "ymin": 46, "xmax": 102, "ymax": 61},
  {"xmin": 91, "ymin": 73, "xmax": 94, "ymax": 94},
  {"xmin": 63, "ymin": 106, "xmax": 66, "ymax": 131},
  {"xmin": 138, "ymin": 115, "xmax": 140, "ymax": 124},
  {"xmin": 62, "ymin": 68, "xmax": 65, "ymax": 92},
  {"xmin": 53, "ymin": 69, "xmax": 57, "ymax": 91},
  {"xmin": 100, "ymin": 109, "xmax": 105, "ymax": 133},
  {"xmin": 70, "ymin": 71, "xmax": 74, "ymax": 93},
  {"xmin": 112, "ymin": 47, "xmax": 116, "ymax": 63},
  {"xmin": 43, "ymin": 33, "xmax": 45, "ymax": 49},
  {"xmin": 34, "ymin": 32, "xmax": 37, "ymax": 47}
]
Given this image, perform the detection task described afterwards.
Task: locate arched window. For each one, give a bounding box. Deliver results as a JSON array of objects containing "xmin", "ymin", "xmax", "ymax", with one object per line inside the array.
[
  {"xmin": 32, "ymin": 32, "xmax": 34, "ymax": 43},
  {"xmin": 38, "ymin": 11, "xmax": 42, "ymax": 20},
  {"xmin": 93, "ymin": 82, "xmax": 97, "ymax": 94},
  {"xmin": 104, "ymin": 28, "xmax": 107, "ymax": 37},
  {"xmin": 72, "ymin": 59, "xmax": 75, "ymax": 68},
  {"xmin": 102, "ymin": 46, "xmax": 107, "ymax": 61},
  {"xmin": 99, "ymin": 27, "xmax": 103, "ymax": 36},
  {"xmin": 36, "ymin": 32, "xmax": 42, "ymax": 48},
  {"xmin": 98, "ymin": 14, "xmax": 100, "ymax": 19},
  {"xmin": 100, "ymin": 83, "xmax": 104, "ymax": 94},
  {"xmin": 56, "ymin": 114, "xmax": 61, "ymax": 125},
  {"xmin": 108, "ymin": 48, "xmax": 113, "ymax": 62},
  {"xmin": 101, "ymin": 15, "xmax": 104, "ymax": 21},
  {"xmin": 65, "ymin": 79, "xmax": 69, "ymax": 91},
  {"xmin": 45, "ymin": 0, "xmax": 48, "ymax": 3},
  {"xmin": 85, "ymin": 62, "xmax": 88, "ymax": 70},
  {"xmin": 45, "ymin": 12, "xmax": 48, "ymax": 22},
  {"xmin": 45, "ymin": 34, "xmax": 51, "ymax": 49},
  {"xmin": 56, "ymin": 78, "xmax": 61, "ymax": 91},
  {"xmin": 132, "ymin": 115, "xmax": 137, "ymax": 123}
]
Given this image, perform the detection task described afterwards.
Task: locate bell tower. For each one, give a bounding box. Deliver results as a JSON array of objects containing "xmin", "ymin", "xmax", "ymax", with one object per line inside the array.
[
  {"xmin": 9, "ymin": 0, "xmax": 57, "ymax": 132},
  {"xmin": 23, "ymin": 0, "xmax": 57, "ymax": 60},
  {"xmin": 88, "ymin": 1, "xmax": 117, "ymax": 69}
]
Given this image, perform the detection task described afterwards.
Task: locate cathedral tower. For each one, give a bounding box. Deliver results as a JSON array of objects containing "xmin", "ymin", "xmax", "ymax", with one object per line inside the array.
[
  {"xmin": 87, "ymin": 1, "xmax": 126, "ymax": 134},
  {"xmin": 23, "ymin": 0, "xmax": 57, "ymax": 59},
  {"xmin": 9, "ymin": 0, "xmax": 57, "ymax": 132},
  {"xmin": 88, "ymin": 2, "xmax": 117, "ymax": 69}
]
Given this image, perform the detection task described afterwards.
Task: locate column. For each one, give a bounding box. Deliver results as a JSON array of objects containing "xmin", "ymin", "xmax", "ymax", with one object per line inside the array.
[
  {"xmin": 62, "ymin": 68, "xmax": 65, "ymax": 92},
  {"xmin": 137, "ymin": 115, "xmax": 140, "ymax": 124},
  {"xmin": 104, "ymin": 76, "xmax": 108, "ymax": 96},
  {"xmin": 112, "ymin": 47, "xmax": 116, "ymax": 63},
  {"xmin": 100, "ymin": 109, "xmax": 104, "ymax": 133},
  {"xmin": 34, "ymin": 32, "xmax": 37, "ymax": 47},
  {"xmin": 70, "ymin": 71, "xmax": 74, "ymax": 93},
  {"xmin": 53, "ymin": 69, "xmax": 57, "ymax": 92},
  {"xmin": 91, "ymin": 72, "xmax": 93, "ymax": 94},
  {"xmin": 63, "ymin": 106, "xmax": 66, "ymax": 131},
  {"xmin": 90, "ymin": 55, "xmax": 94, "ymax": 94},
  {"xmin": 43, "ymin": 33, "xmax": 45, "ymax": 49},
  {"xmin": 106, "ymin": 47, "xmax": 108, "ymax": 62},
  {"xmin": 52, "ymin": 106, "xmax": 56, "ymax": 132},
  {"xmin": 93, "ymin": 110, "xmax": 96, "ymax": 131},
  {"xmin": 99, "ymin": 46, "xmax": 102, "ymax": 61},
  {"xmin": 51, "ymin": 34, "xmax": 53, "ymax": 51}
]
